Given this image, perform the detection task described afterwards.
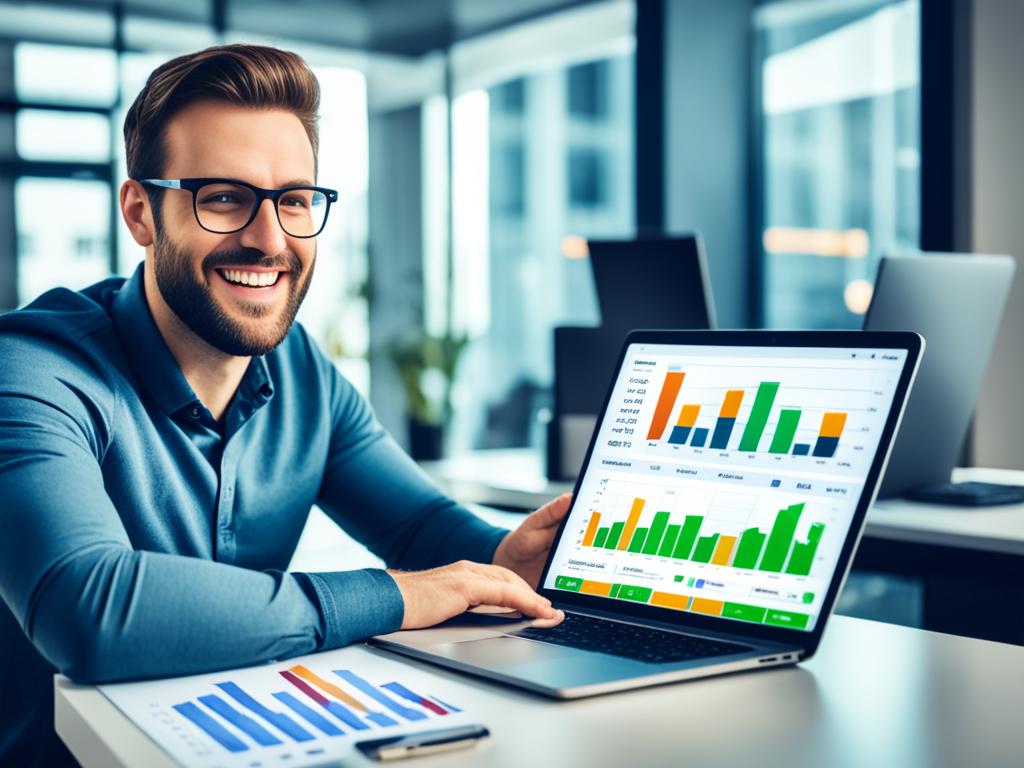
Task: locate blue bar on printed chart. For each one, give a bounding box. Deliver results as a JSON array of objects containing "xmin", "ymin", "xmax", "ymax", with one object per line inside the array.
[
  {"xmin": 333, "ymin": 670, "xmax": 428, "ymax": 721},
  {"xmin": 271, "ymin": 691, "xmax": 345, "ymax": 736},
  {"xmin": 215, "ymin": 682, "xmax": 315, "ymax": 741},
  {"xmin": 173, "ymin": 701, "xmax": 249, "ymax": 752},
  {"xmin": 380, "ymin": 682, "xmax": 449, "ymax": 715},
  {"xmin": 197, "ymin": 694, "xmax": 281, "ymax": 746},
  {"xmin": 690, "ymin": 427, "xmax": 709, "ymax": 447}
]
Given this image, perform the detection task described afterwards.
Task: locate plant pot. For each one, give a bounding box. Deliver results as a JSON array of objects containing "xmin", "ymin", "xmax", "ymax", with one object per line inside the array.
[{"xmin": 408, "ymin": 419, "xmax": 444, "ymax": 461}]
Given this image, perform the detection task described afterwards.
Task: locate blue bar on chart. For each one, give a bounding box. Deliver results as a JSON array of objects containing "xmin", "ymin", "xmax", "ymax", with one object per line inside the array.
[
  {"xmin": 333, "ymin": 670, "xmax": 427, "ymax": 722},
  {"xmin": 710, "ymin": 390, "xmax": 745, "ymax": 449},
  {"xmin": 278, "ymin": 670, "xmax": 371, "ymax": 731},
  {"xmin": 812, "ymin": 412, "xmax": 847, "ymax": 458},
  {"xmin": 173, "ymin": 701, "xmax": 249, "ymax": 753},
  {"xmin": 668, "ymin": 405, "xmax": 701, "ymax": 445},
  {"xmin": 690, "ymin": 427, "xmax": 709, "ymax": 447},
  {"xmin": 430, "ymin": 695, "xmax": 462, "ymax": 713},
  {"xmin": 792, "ymin": 443, "xmax": 811, "ymax": 456},
  {"xmin": 381, "ymin": 682, "xmax": 449, "ymax": 716},
  {"xmin": 215, "ymin": 682, "xmax": 315, "ymax": 742},
  {"xmin": 198, "ymin": 694, "xmax": 282, "ymax": 746},
  {"xmin": 272, "ymin": 691, "xmax": 345, "ymax": 736}
]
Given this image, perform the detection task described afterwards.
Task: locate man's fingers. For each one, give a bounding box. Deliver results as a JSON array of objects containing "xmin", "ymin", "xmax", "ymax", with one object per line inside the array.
[
  {"xmin": 465, "ymin": 561, "xmax": 537, "ymax": 593},
  {"xmin": 466, "ymin": 580, "xmax": 557, "ymax": 618},
  {"xmin": 528, "ymin": 493, "xmax": 573, "ymax": 529}
]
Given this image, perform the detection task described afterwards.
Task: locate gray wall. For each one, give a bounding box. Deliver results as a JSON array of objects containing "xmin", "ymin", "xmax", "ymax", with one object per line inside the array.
[
  {"xmin": 663, "ymin": 0, "xmax": 753, "ymax": 329},
  {"xmin": 971, "ymin": 0, "xmax": 1024, "ymax": 468}
]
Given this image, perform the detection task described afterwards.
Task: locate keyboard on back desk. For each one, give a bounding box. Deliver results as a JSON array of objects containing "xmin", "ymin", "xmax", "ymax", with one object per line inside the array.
[{"xmin": 512, "ymin": 613, "xmax": 753, "ymax": 665}]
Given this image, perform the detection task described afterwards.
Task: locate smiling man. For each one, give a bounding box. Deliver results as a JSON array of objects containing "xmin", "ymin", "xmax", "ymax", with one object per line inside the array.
[{"xmin": 0, "ymin": 45, "xmax": 566, "ymax": 766}]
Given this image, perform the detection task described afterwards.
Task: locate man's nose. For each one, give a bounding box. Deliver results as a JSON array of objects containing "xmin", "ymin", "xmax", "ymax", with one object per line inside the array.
[{"xmin": 239, "ymin": 198, "xmax": 287, "ymax": 256}]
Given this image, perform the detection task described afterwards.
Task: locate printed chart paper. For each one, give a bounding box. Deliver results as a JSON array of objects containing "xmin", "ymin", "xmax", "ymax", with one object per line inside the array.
[{"xmin": 99, "ymin": 646, "xmax": 468, "ymax": 767}]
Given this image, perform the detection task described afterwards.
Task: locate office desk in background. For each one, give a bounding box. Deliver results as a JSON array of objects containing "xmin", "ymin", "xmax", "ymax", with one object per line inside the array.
[
  {"xmin": 422, "ymin": 451, "xmax": 1024, "ymax": 645},
  {"xmin": 55, "ymin": 500, "xmax": 1024, "ymax": 767}
]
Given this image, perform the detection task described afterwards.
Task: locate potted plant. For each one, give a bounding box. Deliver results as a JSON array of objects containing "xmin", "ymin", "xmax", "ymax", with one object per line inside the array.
[{"xmin": 390, "ymin": 332, "xmax": 468, "ymax": 460}]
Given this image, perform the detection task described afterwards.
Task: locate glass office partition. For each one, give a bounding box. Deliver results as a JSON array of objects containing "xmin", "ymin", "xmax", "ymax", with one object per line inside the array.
[{"xmin": 757, "ymin": 0, "xmax": 920, "ymax": 329}]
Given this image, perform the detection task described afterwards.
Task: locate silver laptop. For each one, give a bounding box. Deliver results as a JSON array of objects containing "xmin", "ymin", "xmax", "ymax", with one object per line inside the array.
[
  {"xmin": 374, "ymin": 330, "xmax": 923, "ymax": 698},
  {"xmin": 864, "ymin": 253, "xmax": 1014, "ymax": 498}
]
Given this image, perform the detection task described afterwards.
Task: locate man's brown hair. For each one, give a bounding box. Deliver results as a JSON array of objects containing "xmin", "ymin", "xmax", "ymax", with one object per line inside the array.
[{"xmin": 123, "ymin": 44, "xmax": 320, "ymax": 185}]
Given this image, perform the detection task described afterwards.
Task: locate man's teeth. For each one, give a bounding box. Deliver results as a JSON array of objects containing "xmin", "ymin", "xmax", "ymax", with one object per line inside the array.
[{"xmin": 221, "ymin": 269, "xmax": 281, "ymax": 287}]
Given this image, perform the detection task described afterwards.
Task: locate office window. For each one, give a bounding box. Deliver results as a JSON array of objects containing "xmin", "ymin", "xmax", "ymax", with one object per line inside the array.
[
  {"xmin": 16, "ymin": 178, "xmax": 110, "ymax": 302},
  {"xmin": 757, "ymin": 0, "xmax": 920, "ymax": 329},
  {"xmin": 432, "ymin": 50, "xmax": 635, "ymax": 453},
  {"xmin": 15, "ymin": 110, "xmax": 111, "ymax": 163}
]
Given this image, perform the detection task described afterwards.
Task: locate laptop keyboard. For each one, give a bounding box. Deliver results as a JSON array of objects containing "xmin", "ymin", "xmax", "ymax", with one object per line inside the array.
[{"xmin": 512, "ymin": 613, "xmax": 753, "ymax": 665}]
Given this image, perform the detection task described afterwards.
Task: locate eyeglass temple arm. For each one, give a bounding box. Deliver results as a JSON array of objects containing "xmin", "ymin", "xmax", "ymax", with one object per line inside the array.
[{"xmin": 138, "ymin": 179, "xmax": 182, "ymax": 190}]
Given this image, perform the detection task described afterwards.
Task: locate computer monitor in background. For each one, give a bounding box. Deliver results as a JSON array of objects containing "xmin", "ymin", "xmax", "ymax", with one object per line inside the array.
[
  {"xmin": 864, "ymin": 253, "xmax": 1021, "ymax": 504},
  {"xmin": 548, "ymin": 236, "xmax": 717, "ymax": 480}
]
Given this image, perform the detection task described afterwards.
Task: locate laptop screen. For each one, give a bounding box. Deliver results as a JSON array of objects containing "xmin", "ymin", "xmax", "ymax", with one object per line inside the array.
[{"xmin": 543, "ymin": 341, "xmax": 910, "ymax": 634}]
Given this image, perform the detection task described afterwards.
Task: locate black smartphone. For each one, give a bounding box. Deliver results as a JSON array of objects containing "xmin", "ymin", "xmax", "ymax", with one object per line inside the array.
[{"xmin": 354, "ymin": 724, "xmax": 490, "ymax": 761}]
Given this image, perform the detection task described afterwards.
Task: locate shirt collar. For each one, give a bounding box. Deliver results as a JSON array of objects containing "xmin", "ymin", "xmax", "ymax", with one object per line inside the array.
[
  {"xmin": 111, "ymin": 263, "xmax": 277, "ymax": 424},
  {"xmin": 112, "ymin": 262, "xmax": 200, "ymax": 416}
]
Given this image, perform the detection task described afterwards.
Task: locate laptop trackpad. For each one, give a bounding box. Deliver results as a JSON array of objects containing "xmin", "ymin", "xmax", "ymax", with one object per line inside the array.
[{"xmin": 435, "ymin": 636, "xmax": 570, "ymax": 668}]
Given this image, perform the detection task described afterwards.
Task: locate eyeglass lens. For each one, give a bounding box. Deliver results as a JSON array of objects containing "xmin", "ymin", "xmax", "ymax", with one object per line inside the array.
[{"xmin": 195, "ymin": 182, "xmax": 328, "ymax": 237}]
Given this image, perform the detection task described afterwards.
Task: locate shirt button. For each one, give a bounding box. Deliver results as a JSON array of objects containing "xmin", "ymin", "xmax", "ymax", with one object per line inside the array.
[{"xmin": 189, "ymin": 405, "xmax": 202, "ymax": 419}]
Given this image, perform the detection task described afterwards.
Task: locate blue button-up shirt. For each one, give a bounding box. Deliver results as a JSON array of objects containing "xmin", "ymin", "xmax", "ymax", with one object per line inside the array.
[{"xmin": 0, "ymin": 263, "xmax": 507, "ymax": 765}]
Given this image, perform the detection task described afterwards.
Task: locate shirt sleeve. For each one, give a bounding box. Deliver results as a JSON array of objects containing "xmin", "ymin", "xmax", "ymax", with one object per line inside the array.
[
  {"xmin": 314, "ymin": 361, "xmax": 509, "ymax": 574},
  {"xmin": 0, "ymin": 342, "xmax": 402, "ymax": 685}
]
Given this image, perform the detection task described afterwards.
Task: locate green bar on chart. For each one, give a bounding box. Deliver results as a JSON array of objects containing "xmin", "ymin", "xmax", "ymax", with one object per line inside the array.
[
  {"xmin": 738, "ymin": 382, "xmax": 781, "ymax": 452},
  {"xmin": 672, "ymin": 515, "xmax": 704, "ymax": 560},
  {"xmin": 593, "ymin": 527, "xmax": 609, "ymax": 548},
  {"xmin": 768, "ymin": 409, "xmax": 802, "ymax": 454},
  {"xmin": 628, "ymin": 527, "xmax": 648, "ymax": 553},
  {"xmin": 691, "ymin": 533, "xmax": 719, "ymax": 563},
  {"xmin": 785, "ymin": 522, "xmax": 825, "ymax": 576},
  {"xmin": 732, "ymin": 527, "xmax": 767, "ymax": 569},
  {"xmin": 658, "ymin": 524, "xmax": 682, "ymax": 557},
  {"xmin": 605, "ymin": 522, "xmax": 625, "ymax": 549},
  {"xmin": 642, "ymin": 512, "xmax": 671, "ymax": 555},
  {"xmin": 759, "ymin": 503, "xmax": 804, "ymax": 572}
]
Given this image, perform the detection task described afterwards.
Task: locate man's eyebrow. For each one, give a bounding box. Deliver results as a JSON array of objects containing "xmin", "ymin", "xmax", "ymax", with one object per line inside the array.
[{"xmin": 280, "ymin": 178, "xmax": 315, "ymax": 187}]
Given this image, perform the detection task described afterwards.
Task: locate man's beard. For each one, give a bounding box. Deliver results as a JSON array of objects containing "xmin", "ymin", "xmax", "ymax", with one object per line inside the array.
[{"xmin": 152, "ymin": 232, "xmax": 314, "ymax": 357}]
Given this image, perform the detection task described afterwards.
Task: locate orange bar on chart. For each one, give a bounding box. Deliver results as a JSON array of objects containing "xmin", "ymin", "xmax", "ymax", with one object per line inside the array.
[
  {"xmin": 582, "ymin": 512, "xmax": 601, "ymax": 547},
  {"xmin": 580, "ymin": 580, "xmax": 613, "ymax": 596},
  {"xmin": 675, "ymin": 404, "xmax": 702, "ymax": 427},
  {"xmin": 819, "ymin": 412, "xmax": 848, "ymax": 437},
  {"xmin": 288, "ymin": 665, "xmax": 368, "ymax": 711},
  {"xmin": 711, "ymin": 535, "xmax": 738, "ymax": 565},
  {"xmin": 646, "ymin": 371, "xmax": 686, "ymax": 440},
  {"xmin": 720, "ymin": 390, "xmax": 745, "ymax": 418},
  {"xmin": 690, "ymin": 598, "xmax": 725, "ymax": 616},
  {"xmin": 616, "ymin": 498, "xmax": 646, "ymax": 551},
  {"xmin": 650, "ymin": 592, "xmax": 691, "ymax": 611}
]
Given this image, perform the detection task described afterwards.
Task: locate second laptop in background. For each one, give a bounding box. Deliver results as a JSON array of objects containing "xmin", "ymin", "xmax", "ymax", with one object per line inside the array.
[{"xmin": 864, "ymin": 252, "xmax": 1020, "ymax": 504}]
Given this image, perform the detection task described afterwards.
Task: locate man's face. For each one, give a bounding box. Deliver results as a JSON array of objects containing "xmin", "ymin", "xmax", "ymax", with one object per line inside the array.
[{"xmin": 150, "ymin": 100, "xmax": 318, "ymax": 357}]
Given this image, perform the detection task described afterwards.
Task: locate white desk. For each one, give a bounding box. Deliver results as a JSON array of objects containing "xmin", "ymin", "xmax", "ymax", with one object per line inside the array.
[
  {"xmin": 56, "ymin": 504, "xmax": 1024, "ymax": 767},
  {"xmin": 55, "ymin": 615, "xmax": 1024, "ymax": 768},
  {"xmin": 422, "ymin": 450, "xmax": 1024, "ymax": 556}
]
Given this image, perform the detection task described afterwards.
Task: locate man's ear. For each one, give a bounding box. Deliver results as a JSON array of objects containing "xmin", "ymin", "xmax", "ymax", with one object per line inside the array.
[{"xmin": 120, "ymin": 180, "xmax": 155, "ymax": 247}]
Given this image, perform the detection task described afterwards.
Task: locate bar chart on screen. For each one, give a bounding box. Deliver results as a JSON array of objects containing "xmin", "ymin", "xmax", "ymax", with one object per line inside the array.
[
  {"xmin": 99, "ymin": 647, "xmax": 468, "ymax": 768},
  {"xmin": 550, "ymin": 470, "xmax": 846, "ymax": 632},
  {"xmin": 607, "ymin": 351, "xmax": 898, "ymax": 477}
]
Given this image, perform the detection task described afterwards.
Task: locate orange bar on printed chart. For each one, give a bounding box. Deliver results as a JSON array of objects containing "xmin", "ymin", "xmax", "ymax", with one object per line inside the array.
[
  {"xmin": 646, "ymin": 371, "xmax": 686, "ymax": 440},
  {"xmin": 720, "ymin": 390, "xmax": 745, "ymax": 418},
  {"xmin": 288, "ymin": 665, "xmax": 368, "ymax": 711},
  {"xmin": 616, "ymin": 498, "xmax": 646, "ymax": 551},
  {"xmin": 819, "ymin": 412, "xmax": 847, "ymax": 437},
  {"xmin": 582, "ymin": 512, "xmax": 601, "ymax": 547}
]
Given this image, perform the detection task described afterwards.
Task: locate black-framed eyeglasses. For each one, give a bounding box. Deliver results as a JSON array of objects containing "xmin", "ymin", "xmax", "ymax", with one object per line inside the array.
[{"xmin": 138, "ymin": 178, "xmax": 339, "ymax": 238}]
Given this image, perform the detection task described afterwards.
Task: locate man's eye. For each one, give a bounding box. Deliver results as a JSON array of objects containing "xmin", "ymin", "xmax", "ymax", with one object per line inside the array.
[
  {"xmin": 202, "ymin": 193, "xmax": 241, "ymax": 205},
  {"xmin": 280, "ymin": 195, "xmax": 309, "ymax": 209}
]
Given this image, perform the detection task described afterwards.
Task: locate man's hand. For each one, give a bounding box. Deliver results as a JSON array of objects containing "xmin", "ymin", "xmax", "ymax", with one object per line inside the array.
[
  {"xmin": 492, "ymin": 493, "xmax": 573, "ymax": 588},
  {"xmin": 388, "ymin": 561, "xmax": 562, "ymax": 630}
]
